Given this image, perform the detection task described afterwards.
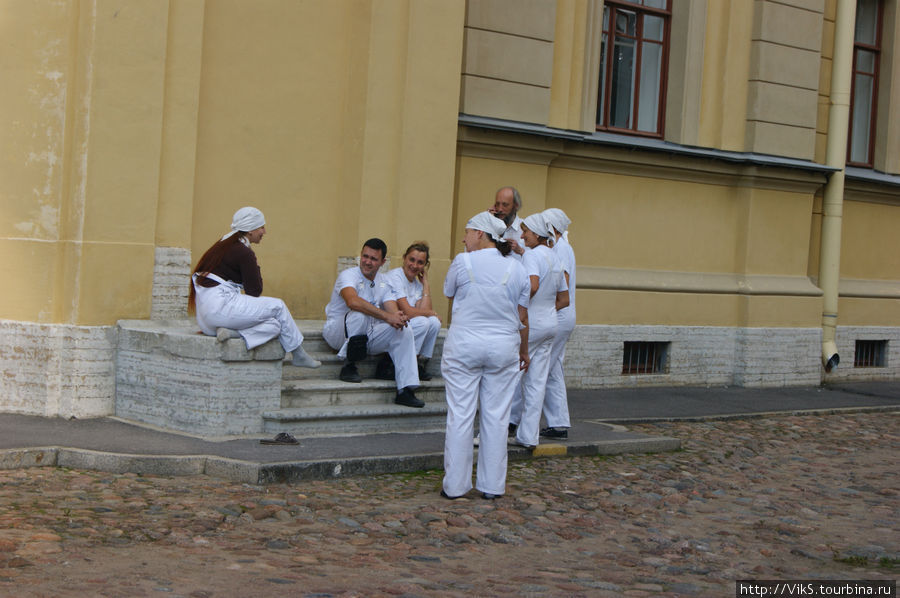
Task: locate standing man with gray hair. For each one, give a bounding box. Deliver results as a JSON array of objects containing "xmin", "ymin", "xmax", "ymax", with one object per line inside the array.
[{"xmin": 489, "ymin": 186, "xmax": 526, "ymax": 257}]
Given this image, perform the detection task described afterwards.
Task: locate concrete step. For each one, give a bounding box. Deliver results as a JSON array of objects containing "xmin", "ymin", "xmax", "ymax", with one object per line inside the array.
[
  {"xmin": 283, "ymin": 353, "xmax": 442, "ymax": 381},
  {"xmin": 280, "ymin": 377, "xmax": 446, "ymax": 408},
  {"xmin": 262, "ymin": 402, "xmax": 448, "ymax": 437},
  {"xmin": 277, "ymin": 321, "xmax": 448, "ymax": 436}
]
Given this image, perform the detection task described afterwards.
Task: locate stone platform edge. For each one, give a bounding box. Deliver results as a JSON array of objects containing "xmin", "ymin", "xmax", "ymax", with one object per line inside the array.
[{"xmin": 0, "ymin": 436, "xmax": 681, "ymax": 484}]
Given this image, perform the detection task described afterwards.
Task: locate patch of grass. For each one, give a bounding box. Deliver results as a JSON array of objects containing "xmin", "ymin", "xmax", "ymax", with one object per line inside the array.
[
  {"xmin": 835, "ymin": 555, "xmax": 869, "ymax": 567},
  {"xmin": 878, "ymin": 557, "xmax": 898, "ymax": 570}
]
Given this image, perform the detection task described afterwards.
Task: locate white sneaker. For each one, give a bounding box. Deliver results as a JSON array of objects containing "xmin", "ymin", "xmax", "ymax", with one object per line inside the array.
[
  {"xmin": 291, "ymin": 346, "xmax": 321, "ymax": 368},
  {"xmin": 473, "ymin": 435, "xmax": 480, "ymax": 447}
]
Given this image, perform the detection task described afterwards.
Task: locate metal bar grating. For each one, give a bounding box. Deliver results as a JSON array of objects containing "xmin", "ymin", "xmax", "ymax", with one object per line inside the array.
[
  {"xmin": 622, "ymin": 341, "xmax": 668, "ymax": 374},
  {"xmin": 854, "ymin": 340, "xmax": 887, "ymax": 368}
]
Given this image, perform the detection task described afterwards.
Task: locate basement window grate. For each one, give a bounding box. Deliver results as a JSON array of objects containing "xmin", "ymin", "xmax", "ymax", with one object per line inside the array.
[
  {"xmin": 622, "ymin": 341, "xmax": 669, "ymax": 375},
  {"xmin": 854, "ymin": 340, "xmax": 887, "ymax": 368}
]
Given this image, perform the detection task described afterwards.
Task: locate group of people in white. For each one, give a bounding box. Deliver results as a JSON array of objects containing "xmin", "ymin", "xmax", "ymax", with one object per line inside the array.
[{"xmin": 189, "ymin": 186, "xmax": 575, "ymax": 500}]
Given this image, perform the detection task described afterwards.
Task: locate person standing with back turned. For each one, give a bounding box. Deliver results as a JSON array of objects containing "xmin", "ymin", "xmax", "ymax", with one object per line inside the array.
[{"xmin": 441, "ymin": 212, "xmax": 530, "ymax": 501}]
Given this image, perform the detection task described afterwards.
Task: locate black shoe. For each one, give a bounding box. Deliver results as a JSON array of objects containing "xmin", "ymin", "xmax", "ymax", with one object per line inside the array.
[
  {"xmin": 508, "ymin": 423, "xmax": 518, "ymax": 437},
  {"xmin": 481, "ymin": 493, "xmax": 502, "ymax": 500},
  {"xmin": 346, "ymin": 334, "xmax": 368, "ymax": 363},
  {"xmin": 339, "ymin": 362, "xmax": 362, "ymax": 383},
  {"xmin": 540, "ymin": 427, "xmax": 568, "ymax": 440},
  {"xmin": 374, "ymin": 355, "xmax": 395, "ymax": 380},
  {"xmin": 418, "ymin": 363, "xmax": 432, "ymax": 381},
  {"xmin": 395, "ymin": 388, "xmax": 424, "ymax": 408},
  {"xmin": 440, "ymin": 490, "xmax": 465, "ymax": 500}
]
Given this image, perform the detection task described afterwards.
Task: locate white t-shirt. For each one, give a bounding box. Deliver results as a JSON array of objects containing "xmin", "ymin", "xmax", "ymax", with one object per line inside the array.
[
  {"xmin": 384, "ymin": 267, "xmax": 424, "ymax": 307},
  {"xmin": 324, "ymin": 267, "xmax": 389, "ymax": 323}
]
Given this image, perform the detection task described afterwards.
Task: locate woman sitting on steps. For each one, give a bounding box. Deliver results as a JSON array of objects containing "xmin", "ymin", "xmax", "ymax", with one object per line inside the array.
[{"xmin": 188, "ymin": 206, "xmax": 320, "ymax": 369}]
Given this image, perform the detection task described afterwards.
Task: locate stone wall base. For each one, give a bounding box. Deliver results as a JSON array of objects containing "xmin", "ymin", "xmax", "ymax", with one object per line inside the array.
[
  {"xmin": 563, "ymin": 325, "xmax": 824, "ymax": 388},
  {"xmin": 0, "ymin": 319, "xmax": 117, "ymax": 418},
  {"xmin": 115, "ymin": 320, "xmax": 285, "ymax": 436},
  {"xmin": 824, "ymin": 326, "xmax": 900, "ymax": 383},
  {"xmin": 2, "ymin": 320, "xmax": 898, "ymax": 421}
]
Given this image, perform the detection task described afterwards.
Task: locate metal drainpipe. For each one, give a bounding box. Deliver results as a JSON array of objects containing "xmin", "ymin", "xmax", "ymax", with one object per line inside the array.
[{"xmin": 818, "ymin": 0, "xmax": 857, "ymax": 372}]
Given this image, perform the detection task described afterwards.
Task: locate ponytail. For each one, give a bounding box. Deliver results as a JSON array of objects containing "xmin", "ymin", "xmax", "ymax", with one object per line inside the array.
[{"xmin": 494, "ymin": 238, "xmax": 512, "ymax": 257}]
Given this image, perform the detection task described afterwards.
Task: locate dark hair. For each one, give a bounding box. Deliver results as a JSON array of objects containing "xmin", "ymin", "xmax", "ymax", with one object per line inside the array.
[
  {"xmin": 403, "ymin": 241, "xmax": 431, "ymax": 268},
  {"xmin": 187, "ymin": 234, "xmax": 245, "ymax": 313},
  {"xmin": 492, "ymin": 237, "xmax": 512, "ymax": 257},
  {"xmin": 363, "ymin": 238, "xmax": 388, "ymax": 260}
]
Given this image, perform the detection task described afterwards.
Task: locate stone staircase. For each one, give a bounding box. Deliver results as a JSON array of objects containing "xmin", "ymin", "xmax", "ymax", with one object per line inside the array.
[{"xmin": 261, "ymin": 322, "xmax": 449, "ymax": 438}]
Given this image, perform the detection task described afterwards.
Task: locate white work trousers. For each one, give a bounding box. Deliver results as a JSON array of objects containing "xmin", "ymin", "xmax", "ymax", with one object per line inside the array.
[
  {"xmin": 409, "ymin": 315, "xmax": 441, "ymax": 359},
  {"xmin": 441, "ymin": 335, "xmax": 520, "ymax": 497},
  {"xmin": 542, "ymin": 308, "xmax": 575, "ymax": 428},
  {"xmin": 514, "ymin": 333, "xmax": 555, "ymax": 446},
  {"xmin": 193, "ymin": 276, "xmax": 303, "ymax": 352},
  {"xmin": 322, "ymin": 311, "xmax": 419, "ymax": 390}
]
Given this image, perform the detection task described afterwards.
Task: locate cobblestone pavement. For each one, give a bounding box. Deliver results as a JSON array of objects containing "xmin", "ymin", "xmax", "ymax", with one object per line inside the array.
[{"xmin": 1, "ymin": 411, "xmax": 897, "ymax": 598}]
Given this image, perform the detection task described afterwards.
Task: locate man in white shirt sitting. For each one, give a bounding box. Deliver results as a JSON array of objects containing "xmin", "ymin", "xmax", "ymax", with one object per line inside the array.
[{"xmin": 323, "ymin": 238, "xmax": 423, "ymax": 408}]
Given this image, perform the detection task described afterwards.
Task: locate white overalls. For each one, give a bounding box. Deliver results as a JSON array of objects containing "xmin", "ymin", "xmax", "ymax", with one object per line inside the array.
[
  {"xmin": 514, "ymin": 244, "xmax": 565, "ymax": 447},
  {"xmin": 542, "ymin": 236, "xmax": 576, "ymax": 428},
  {"xmin": 441, "ymin": 251, "xmax": 527, "ymax": 498},
  {"xmin": 192, "ymin": 272, "xmax": 304, "ymax": 352}
]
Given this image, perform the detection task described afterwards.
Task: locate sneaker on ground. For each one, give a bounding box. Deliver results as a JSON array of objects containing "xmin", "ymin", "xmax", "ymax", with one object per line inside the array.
[
  {"xmin": 507, "ymin": 437, "xmax": 535, "ymax": 449},
  {"xmin": 539, "ymin": 427, "xmax": 568, "ymax": 440}
]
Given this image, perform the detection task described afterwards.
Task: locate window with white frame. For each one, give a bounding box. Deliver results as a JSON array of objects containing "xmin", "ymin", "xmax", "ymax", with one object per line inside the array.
[
  {"xmin": 848, "ymin": 0, "xmax": 883, "ymax": 167},
  {"xmin": 596, "ymin": 0, "xmax": 671, "ymax": 137}
]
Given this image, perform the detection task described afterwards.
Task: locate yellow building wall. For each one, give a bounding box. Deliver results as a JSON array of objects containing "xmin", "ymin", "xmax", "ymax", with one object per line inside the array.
[
  {"xmin": 190, "ymin": 0, "xmax": 464, "ymax": 320},
  {"xmin": 454, "ymin": 146, "xmax": 825, "ymax": 329},
  {"xmin": 1, "ymin": 0, "xmax": 466, "ymax": 325}
]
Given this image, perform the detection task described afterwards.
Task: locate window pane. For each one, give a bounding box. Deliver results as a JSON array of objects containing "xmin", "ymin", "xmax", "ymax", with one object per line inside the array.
[
  {"xmin": 850, "ymin": 72, "xmax": 874, "ymax": 163},
  {"xmin": 598, "ymin": 32, "xmax": 608, "ymax": 125},
  {"xmin": 856, "ymin": 48, "xmax": 875, "ymax": 74},
  {"xmin": 610, "ymin": 38, "xmax": 636, "ymax": 128},
  {"xmin": 637, "ymin": 41, "xmax": 662, "ymax": 132},
  {"xmin": 603, "ymin": 5, "xmax": 609, "ymax": 30},
  {"xmin": 615, "ymin": 9, "xmax": 636, "ymax": 36},
  {"xmin": 643, "ymin": 14, "xmax": 664, "ymax": 41},
  {"xmin": 643, "ymin": 0, "xmax": 668, "ymax": 9},
  {"xmin": 855, "ymin": 0, "xmax": 878, "ymax": 45}
]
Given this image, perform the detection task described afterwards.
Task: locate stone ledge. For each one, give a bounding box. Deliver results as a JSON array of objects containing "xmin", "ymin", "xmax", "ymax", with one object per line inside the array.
[{"xmin": 117, "ymin": 319, "xmax": 285, "ymax": 362}]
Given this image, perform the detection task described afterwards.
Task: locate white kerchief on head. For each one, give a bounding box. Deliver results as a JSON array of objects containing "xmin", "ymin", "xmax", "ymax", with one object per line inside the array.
[
  {"xmin": 222, "ymin": 206, "xmax": 265, "ymax": 241},
  {"xmin": 543, "ymin": 208, "xmax": 571, "ymax": 241},
  {"xmin": 523, "ymin": 213, "xmax": 553, "ymax": 239},
  {"xmin": 466, "ymin": 211, "xmax": 506, "ymax": 242}
]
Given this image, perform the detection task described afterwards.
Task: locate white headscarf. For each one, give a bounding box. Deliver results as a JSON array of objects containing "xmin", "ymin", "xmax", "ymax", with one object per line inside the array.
[
  {"xmin": 522, "ymin": 212, "xmax": 554, "ymax": 240},
  {"xmin": 222, "ymin": 207, "xmax": 265, "ymax": 241},
  {"xmin": 542, "ymin": 208, "xmax": 571, "ymax": 241},
  {"xmin": 466, "ymin": 211, "xmax": 506, "ymax": 242}
]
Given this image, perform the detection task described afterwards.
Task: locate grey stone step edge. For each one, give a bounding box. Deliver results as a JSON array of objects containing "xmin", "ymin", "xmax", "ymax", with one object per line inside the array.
[{"xmin": 0, "ymin": 435, "xmax": 681, "ymax": 485}]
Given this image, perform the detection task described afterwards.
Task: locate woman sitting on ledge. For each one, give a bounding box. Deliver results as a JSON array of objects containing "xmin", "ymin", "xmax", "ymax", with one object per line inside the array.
[{"xmin": 188, "ymin": 206, "xmax": 320, "ymax": 368}]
